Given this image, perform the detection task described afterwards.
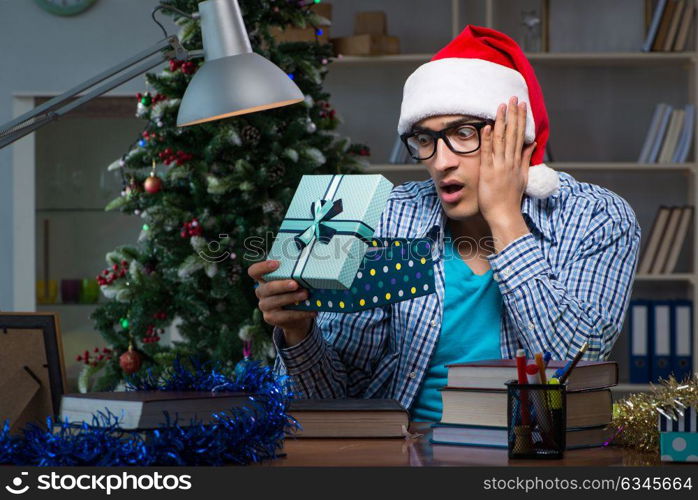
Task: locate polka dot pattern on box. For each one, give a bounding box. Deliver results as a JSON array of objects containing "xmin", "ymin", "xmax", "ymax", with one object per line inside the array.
[
  {"xmin": 659, "ymin": 431, "xmax": 698, "ymax": 462},
  {"xmin": 284, "ymin": 237, "xmax": 435, "ymax": 313}
]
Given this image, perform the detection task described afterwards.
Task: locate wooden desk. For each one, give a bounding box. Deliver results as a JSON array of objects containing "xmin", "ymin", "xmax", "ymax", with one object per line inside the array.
[{"xmin": 269, "ymin": 424, "xmax": 664, "ymax": 467}]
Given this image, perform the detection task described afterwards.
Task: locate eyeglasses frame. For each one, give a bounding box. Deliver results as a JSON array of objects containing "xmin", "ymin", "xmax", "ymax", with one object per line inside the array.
[{"xmin": 400, "ymin": 119, "xmax": 495, "ymax": 161}]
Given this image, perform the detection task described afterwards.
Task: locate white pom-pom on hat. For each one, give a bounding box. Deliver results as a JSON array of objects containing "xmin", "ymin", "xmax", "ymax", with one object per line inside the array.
[{"xmin": 526, "ymin": 163, "xmax": 560, "ymax": 198}]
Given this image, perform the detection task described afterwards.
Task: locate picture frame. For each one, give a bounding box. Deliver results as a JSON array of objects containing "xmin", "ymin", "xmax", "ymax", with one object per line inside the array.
[{"xmin": 0, "ymin": 312, "xmax": 66, "ymax": 433}]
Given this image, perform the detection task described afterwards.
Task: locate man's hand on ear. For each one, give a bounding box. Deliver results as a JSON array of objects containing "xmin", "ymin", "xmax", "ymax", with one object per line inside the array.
[{"xmin": 478, "ymin": 95, "xmax": 537, "ymax": 253}]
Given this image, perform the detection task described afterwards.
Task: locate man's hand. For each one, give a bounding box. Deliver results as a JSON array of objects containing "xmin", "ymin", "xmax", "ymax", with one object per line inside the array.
[
  {"xmin": 248, "ymin": 260, "xmax": 317, "ymax": 347},
  {"xmin": 478, "ymin": 95, "xmax": 537, "ymax": 253}
]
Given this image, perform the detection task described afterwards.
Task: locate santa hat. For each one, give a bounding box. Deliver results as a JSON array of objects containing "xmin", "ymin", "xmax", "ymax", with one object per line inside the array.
[{"xmin": 397, "ymin": 25, "xmax": 559, "ymax": 199}]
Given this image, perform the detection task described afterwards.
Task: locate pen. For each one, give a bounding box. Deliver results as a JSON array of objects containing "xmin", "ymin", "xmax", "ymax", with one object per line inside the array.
[
  {"xmin": 529, "ymin": 365, "xmax": 554, "ymax": 445},
  {"xmin": 553, "ymin": 361, "xmax": 571, "ymax": 380},
  {"xmin": 516, "ymin": 348, "xmax": 530, "ymax": 427},
  {"xmin": 547, "ymin": 377, "xmax": 563, "ymax": 441},
  {"xmin": 526, "ymin": 363, "xmax": 541, "ymax": 384},
  {"xmin": 543, "ymin": 351, "xmax": 552, "ymax": 368},
  {"xmin": 534, "ymin": 352, "xmax": 547, "ymax": 384},
  {"xmin": 559, "ymin": 342, "xmax": 589, "ymax": 385},
  {"xmin": 514, "ymin": 349, "xmax": 533, "ymax": 453}
]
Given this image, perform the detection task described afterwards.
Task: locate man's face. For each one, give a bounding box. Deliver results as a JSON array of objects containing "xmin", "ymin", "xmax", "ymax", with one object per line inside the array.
[{"xmin": 414, "ymin": 114, "xmax": 483, "ymax": 220}]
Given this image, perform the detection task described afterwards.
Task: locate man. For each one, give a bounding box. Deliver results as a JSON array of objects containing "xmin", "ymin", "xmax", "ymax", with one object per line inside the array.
[{"xmin": 248, "ymin": 25, "xmax": 641, "ymax": 420}]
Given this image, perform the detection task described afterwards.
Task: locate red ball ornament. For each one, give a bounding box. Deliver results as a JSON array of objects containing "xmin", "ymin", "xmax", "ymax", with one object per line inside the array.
[
  {"xmin": 144, "ymin": 174, "xmax": 163, "ymax": 194},
  {"xmin": 181, "ymin": 61, "xmax": 196, "ymax": 75},
  {"xmin": 119, "ymin": 345, "xmax": 142, "ymax": 375},
  {"xmin": 169, "ymin": 59, "xmax": 182, "ymax": 72}
]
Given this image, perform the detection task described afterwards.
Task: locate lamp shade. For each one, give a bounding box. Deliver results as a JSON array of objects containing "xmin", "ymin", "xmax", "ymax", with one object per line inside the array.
[
  {"xmin": 177, "ymin": 53, "xmax": 304, "ymax": 126},
  {"xmin": 176, "ymin": 0, "xmax": 304, "ymax": 127}
]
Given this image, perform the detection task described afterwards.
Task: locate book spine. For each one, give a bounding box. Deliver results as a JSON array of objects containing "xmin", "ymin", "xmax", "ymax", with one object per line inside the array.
[
  {"xmin": 644, "ymin": 0, "xmax": 669, "ymax": 51},
  {"xmin": 648, "ymin": 104, "xmax": 673, "ymax": 163},
  {"xmin": 639, "ymin": 103, "xmax": 664, "ymax": 163}
]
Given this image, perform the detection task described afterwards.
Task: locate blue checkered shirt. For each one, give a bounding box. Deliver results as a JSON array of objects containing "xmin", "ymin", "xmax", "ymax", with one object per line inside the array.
[{"xmin": 272, "ymin": 171, "xmax": 641, "ymax": 411}]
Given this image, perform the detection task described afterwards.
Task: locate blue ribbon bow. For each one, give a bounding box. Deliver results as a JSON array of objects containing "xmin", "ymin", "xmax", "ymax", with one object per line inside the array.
[{"xmin": 294, "ymin": 198, "xmax": 343, "ymax": 251}]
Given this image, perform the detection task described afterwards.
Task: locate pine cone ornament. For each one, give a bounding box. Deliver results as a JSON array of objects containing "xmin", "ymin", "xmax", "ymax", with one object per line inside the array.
[
  {"xmin": 267, "ymin": 163, "xmax": 285, "ymax": 184},
  {"xmin": 241, "ymin": 125, "xmax": 261, "ymax": 145}
]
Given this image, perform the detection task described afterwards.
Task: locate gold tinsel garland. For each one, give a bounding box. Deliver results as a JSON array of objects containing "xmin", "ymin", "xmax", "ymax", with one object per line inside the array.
[{"xmin": 611, "ymin": 373, "xmax": 698, "ymax": 453}]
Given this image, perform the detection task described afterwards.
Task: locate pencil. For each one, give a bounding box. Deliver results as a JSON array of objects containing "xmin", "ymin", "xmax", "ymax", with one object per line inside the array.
[{"xmin": 558, "ymin": 342, "xmax": 589, "ymax": 385}]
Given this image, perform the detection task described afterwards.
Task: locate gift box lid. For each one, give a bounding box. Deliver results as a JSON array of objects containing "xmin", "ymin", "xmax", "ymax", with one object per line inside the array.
[{"xmin": 265, "ymin": 174, "xmax": 394, "ymax": 289}]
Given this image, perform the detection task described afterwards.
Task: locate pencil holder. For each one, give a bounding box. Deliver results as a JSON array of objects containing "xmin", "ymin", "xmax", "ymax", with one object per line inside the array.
[{"xmin": 505, "ymin": 380, "xmax": 567, "ymax": 459}]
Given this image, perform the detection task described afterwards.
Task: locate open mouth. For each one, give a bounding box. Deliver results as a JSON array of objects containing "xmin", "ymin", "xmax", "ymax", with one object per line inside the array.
[{"xmin": 441, "ymin": 184, "xmax": 463, "ymax": 194}]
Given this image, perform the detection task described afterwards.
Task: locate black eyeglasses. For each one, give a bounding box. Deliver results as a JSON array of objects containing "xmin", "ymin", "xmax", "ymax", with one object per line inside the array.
[{"xmin": 400, "ymin": 119, "xmax": 494, "ymax": 161}]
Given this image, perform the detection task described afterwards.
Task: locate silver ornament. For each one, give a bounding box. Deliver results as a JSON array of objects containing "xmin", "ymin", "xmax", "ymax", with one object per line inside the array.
[{"xmin": 306, "ymin": 118, "xmax": 317, "ymax": 133}]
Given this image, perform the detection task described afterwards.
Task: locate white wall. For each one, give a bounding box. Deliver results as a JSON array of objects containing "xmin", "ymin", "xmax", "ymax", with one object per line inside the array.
[{"xmin": 0, "ymin": 0, "xmax": 178, "ymax": 310}]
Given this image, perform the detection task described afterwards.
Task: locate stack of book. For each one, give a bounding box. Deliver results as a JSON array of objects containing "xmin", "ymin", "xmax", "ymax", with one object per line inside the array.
[
  {"xmin": 628, "ymin": 299, "xmax": 694, "ymax": 383},
  {"xmin": 59, "ymin": 392, "xmax": 409, "ymax": 439},
  {"xmin": 637, "ymin": 205, "xmax": 693, "ymax": 274},
  {"xmin": 287, "ymin": 399, "xmax": 409, "ymax": 438},
  {"xmin": 59, "ymin": 391, "xmax": 261, "ymax": 431},
  {"xmin": 430, "ymin": 359, "xmax": 619, "ymax": 449},
  {"xmin": 638, "ymin": 103, "xmax": 694, "ymax": 164},
  {"xmin": 643, "ymin": 0, "xmax": 695, "ymax": 52}
]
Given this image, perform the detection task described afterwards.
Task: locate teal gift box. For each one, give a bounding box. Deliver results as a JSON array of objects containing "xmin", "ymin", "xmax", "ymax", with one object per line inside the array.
[
  {"xmin": 284, "ymin": 237, "xmax": 436, "ymax": 312},
  {"xmin": 660, "ymin": 432, "xmax": 698, "ymax": 462},
  {"xmin": 264, "ymin": 174, "xmax": 393, "ymax": 290}
]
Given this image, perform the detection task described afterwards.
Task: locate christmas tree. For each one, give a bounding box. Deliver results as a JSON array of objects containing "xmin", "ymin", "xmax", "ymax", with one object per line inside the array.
[{"xmin": 84, "ymin": 0, "xmax": 370, "ymax": 391}]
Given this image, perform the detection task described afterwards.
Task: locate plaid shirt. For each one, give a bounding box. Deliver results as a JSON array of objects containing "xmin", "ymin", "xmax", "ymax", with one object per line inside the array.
[{"xmin": 272, "ymin": 171, "xmax": 641, "ymax": 411}]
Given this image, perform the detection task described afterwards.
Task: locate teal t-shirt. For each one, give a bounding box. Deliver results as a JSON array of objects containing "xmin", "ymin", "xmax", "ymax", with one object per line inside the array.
[{"xmin": 411, "ymin": 226, "xmax": 504, "ymax": 422}]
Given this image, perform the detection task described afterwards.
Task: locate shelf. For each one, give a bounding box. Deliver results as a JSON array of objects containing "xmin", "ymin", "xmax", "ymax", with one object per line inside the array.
[
  {"xmin": 527, "ymin": 51, "xmax": 696, "ymax": 65},
  {"xmin": 330, "ymin": 53, "xmax": 432, "ymax": 64},
  {"xmin": 330, "ymin": 52, "xmax": 696, "ymax": 65},
  {"xmin": 551, "ymin": 162, "xmax": 697, "ymax": 172},
  {"xmin": 37, "ymin": 303, "xmax": 101, "ymax": 307},
  {"xmin": 634, "ymin": 274, "xmax": 695, "ymax": 282},
  {"xmin": 36, "ymin": 208, "xmax": 109, "ymax": 213},
  {"xmin": 612, "ymin": 384, "xmax": 653, "ymax": 392},
  {"xmin": 366, "ymin": 163, "xmax": 698, "ymax": 173}
]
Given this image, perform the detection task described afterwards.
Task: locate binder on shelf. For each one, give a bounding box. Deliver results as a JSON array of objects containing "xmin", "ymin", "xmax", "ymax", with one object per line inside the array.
[
  {"xmin": 629, "ymin": 299, "xmax": 651, "ymax": 384},
  {"xmin": 672, "ymin": 299, "xmax": 693, "ymax": 381},
  {"xmin": 643, "ymin": 0, "xmax": 668, "ymax": 52},
  {"xmin": 651, "ymin": 301, "xmax": 673, "ymax": 382}
]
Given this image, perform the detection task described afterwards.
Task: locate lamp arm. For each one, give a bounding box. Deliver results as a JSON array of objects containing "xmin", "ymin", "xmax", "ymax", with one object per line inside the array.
[{"xmin": 0, "ymin": 35, "xmax": 190, "ymax": 150}]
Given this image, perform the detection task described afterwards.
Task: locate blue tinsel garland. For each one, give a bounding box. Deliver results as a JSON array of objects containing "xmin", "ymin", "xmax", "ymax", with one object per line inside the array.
[{"xmin": 0, "ymin": 358, "xmax": 296, "ymax": 466}]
